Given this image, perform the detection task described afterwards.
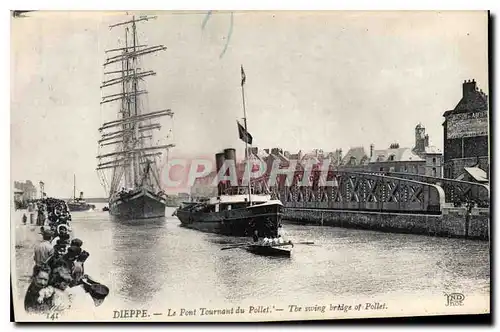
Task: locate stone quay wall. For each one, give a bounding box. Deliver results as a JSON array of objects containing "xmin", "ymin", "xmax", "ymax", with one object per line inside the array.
[{"xmin": 282, "ymin": 207, "xmax": 489, "ymax": 241}]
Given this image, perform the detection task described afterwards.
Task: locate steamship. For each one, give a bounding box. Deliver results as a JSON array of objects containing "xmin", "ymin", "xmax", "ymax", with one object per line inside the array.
[
  {"xmin": 176, "ymin": 66, "xmax": 283, "ymax": 237},
  {"xmin": 176, "ymin": 148, "xmax": 283, "ymax": 237},
  {"xmin": 67, "ymin": 175, "xmax": 95, "ymax": 212}
]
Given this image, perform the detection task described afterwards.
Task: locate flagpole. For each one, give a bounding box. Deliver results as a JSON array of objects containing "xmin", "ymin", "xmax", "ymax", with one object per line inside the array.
[{"xmin": 241, "ymin": 65, "xmax": 252, "ymax": 205}]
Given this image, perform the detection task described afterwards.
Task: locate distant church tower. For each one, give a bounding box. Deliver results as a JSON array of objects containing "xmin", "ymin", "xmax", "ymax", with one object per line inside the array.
[{"xmin": 413, "ymin": 123, "xmax": 429, "ymax": 154}]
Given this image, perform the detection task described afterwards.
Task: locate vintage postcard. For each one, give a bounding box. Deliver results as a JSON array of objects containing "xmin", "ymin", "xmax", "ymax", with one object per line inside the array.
[{"xmin": 10, "ymin": 10, "xmax": 490, "ymax": 322}]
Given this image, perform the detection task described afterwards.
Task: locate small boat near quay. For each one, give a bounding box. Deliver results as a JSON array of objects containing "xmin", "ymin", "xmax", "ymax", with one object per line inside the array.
[
  {"xmin": 245, "ymin": 242, "xmax": 294, "ymax": 257},
  {"xmin": 221, "ymin": 239, "xmax": 295, "ymax": 258}
]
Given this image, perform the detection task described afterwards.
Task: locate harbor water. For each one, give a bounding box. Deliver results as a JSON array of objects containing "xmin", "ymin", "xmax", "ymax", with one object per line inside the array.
[{"xmin": 14, "ymin": 205, "xmax": 490, "ymax": 319}]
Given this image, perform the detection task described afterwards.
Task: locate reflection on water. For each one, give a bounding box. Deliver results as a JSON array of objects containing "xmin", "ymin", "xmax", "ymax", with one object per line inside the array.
[
  {"xmin": 110, "ymin": 218, "xmax": 167, "ymax": 304},
  {"xmin": 67, "ymin": 205, "xmax": 490, "ymax": 309}
]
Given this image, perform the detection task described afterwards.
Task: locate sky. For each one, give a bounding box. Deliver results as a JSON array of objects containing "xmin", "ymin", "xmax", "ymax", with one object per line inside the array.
[{"xmin": 10, "ymin": 10, "xmax": 489, "ymax": 198}]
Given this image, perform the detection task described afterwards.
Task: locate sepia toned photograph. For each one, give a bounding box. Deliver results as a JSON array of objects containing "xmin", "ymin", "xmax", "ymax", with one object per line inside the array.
[{"xmin": 10, "ymin": 10, "xmax": 490, "ymax": 322}]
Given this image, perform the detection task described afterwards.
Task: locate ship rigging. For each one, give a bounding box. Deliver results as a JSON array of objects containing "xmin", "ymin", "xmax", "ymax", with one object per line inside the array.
[{"xmin": 96, "ymin": 15, "xmax": 174, "ymax": 219}]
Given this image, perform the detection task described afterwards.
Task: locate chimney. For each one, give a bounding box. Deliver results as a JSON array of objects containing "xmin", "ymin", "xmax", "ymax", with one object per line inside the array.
[
  {"xmin": 215, "ymin": 152, "xmax": 226, "ymax": 195},
  {"xmin": 463, "ymin": 79, "xmax": 477, "ymax": 98},
  {"xmin": 370, "ymin": 144, "xmax": 374, "ymax": 158}
]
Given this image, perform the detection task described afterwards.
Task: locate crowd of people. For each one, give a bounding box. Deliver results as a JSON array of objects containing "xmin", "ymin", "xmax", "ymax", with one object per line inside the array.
[
  {"xmin": 23, "ymin": 198, "xmax": 104, "ymax": 315},
  {"xmin": 22, "ymin": 198, "xmax": 72, "ymax": 226},
  {"xmin": 258, "ymin": 236, "xmax": 286, "ymax": 246}
]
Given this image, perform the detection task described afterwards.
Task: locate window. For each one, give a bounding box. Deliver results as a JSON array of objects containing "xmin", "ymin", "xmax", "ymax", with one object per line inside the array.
[
  {"xmin": 432, "ymin": 157, "xmax": 436, "ymax": 164},
  {"xmin": 388, "ymin": 155, "xmax": 395, "ymax": 161},
  {"xmin": 432, "ymin": 167, "xmax": 437, "ymax": 177}
]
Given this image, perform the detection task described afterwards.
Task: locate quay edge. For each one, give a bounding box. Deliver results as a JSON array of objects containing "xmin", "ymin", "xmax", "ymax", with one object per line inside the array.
[{"xmin": 281, "ymin": 207, "xmax": 490, "ymax": 241}]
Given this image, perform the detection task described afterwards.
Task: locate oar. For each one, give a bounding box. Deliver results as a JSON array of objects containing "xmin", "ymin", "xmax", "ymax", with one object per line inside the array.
[
  {"xmin": 221, "ymin": 244, "xmax": 249, "ymax": 250},
  {"xmin": 229, "ymin": 242, "xmax": 250, "ymax": 246},
  {"xmin": 219, "ymin": 241, "xmax": 249, "ymax": 248},
  {"xmin": 271, "ymin": 241, "xmax": 314, "ymax": 247}
]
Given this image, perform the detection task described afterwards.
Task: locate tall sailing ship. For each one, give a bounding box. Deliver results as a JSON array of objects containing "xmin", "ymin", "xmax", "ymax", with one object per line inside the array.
[{"xmin": 96, "ymin": 15, "xmax": 174, "ymax": 220}]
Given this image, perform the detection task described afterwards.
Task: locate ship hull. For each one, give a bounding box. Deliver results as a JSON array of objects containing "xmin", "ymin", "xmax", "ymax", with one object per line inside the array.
[
  {"xmin": 109, "ymin": 189, "xmax": 167, "ymax": 220},
  {"xmin": 176, "ymin": 202, "xmax": 283, "ymax": 237}
]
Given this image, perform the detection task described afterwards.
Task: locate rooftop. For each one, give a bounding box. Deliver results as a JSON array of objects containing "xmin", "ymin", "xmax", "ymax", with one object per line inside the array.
[
  {"xmin": 424, "ymin": 146, "xmax": 442, "ymax": 154},
  {"xmin": 341, "ymin": 147, "xmax": 369, "ymax": 166},
  {"xmin": 370, "ymin": 147, "xmax": 424, "ymax": 163},
  {"xmin": 444, "ymin": 79, "xmax": 488, "ymax": 116},
  {"xmin": 460, "ymin": 167, "xmax": 488, "ymax": 183}
]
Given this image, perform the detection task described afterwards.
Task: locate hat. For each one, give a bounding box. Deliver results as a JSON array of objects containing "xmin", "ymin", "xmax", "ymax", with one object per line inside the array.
[
  {"xmin": 83, "ymin": 279, "xmax": 109, "ymax": 300},
  {"xmin": 57, "ymin": 224, "xmax": 69, "ymax": 233},
  {"xmin": 70, "ymin": 238, "xmax": 83, "ymax": 247},
  {"xmin": 66, "ymin": 245, "xmax": 82, "ymax": 257},
  {"xmin": 77, "ymin": 250, "xmax": 90, "ymax": 262}
]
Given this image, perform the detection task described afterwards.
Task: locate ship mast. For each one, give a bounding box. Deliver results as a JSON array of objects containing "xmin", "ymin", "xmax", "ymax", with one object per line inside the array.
[
  {"xmin": 240, "ymin": 65, "xmax": 252, "ymax": 205},
  {"xmin": 132, "ymin": 18, "xmax": 140, "ymax": 187},
  {"xmin": 97, "ymin": 15, "xmax": 175, "ymax": 197},
  {"xmin": 123, "ymin": 24, "xmax": 133, "ymax": 188}
]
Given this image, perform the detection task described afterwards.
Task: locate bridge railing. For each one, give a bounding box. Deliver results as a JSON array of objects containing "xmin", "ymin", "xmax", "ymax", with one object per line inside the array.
[
  {"xmin": 367, "ymin": 172, "xmax": 490, "ymax": 208},
  {"xmin": 274, "ymin": 171, "xmax": 445, "ymax": 214}
]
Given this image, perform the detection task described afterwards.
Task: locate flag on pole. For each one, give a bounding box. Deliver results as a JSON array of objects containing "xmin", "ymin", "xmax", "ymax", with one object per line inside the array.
[
  {"xmin": 241, "ymin": 65, "xmax": 246, "ymax": 86},
  {"xmin": 237, "ymin": 121, "xmax": 253, "ymax": 144}
]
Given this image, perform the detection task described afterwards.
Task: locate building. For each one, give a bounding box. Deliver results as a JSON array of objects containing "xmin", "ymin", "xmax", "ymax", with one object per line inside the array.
[
  {"xmin": 190, "ymin": 171, "xmax": 217, "ymax": 200},
  {"xmin": 368, "ymin": 144, "xmax": 425, "ymax": 174},
  {"xmin": 13, "ymin": 189, "xmax": 23, "ymax": 202},
  {"xmin": 442, "ymin": 79, "xmax": 489, "ymax": 180},
  {"xmin": 178, "ymin": 192, "xmax": 191, "ymax": 200},
  {"xmin": 412, "ymin": 123, "xmax": 443, "ymax": 177},
  {"xmin": 338, "ymin": 147, "xmax": 369, "ymax": 171},
  {"xmin": 13, "ymin": 180, "xmax": 37, "ymax": 201},
  {"xmin": 421, "ymin": 145, "xmax": 443, "ymax": 178},
  {"xmin": 325, "ymin": 149, "xmax": 343, "ymax": 166}
]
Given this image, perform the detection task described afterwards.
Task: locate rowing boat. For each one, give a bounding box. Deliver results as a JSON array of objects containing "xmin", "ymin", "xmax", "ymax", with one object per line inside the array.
[{"xmin": 245, "ymin": 242, "xmax": 293, "ymax": 257}]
